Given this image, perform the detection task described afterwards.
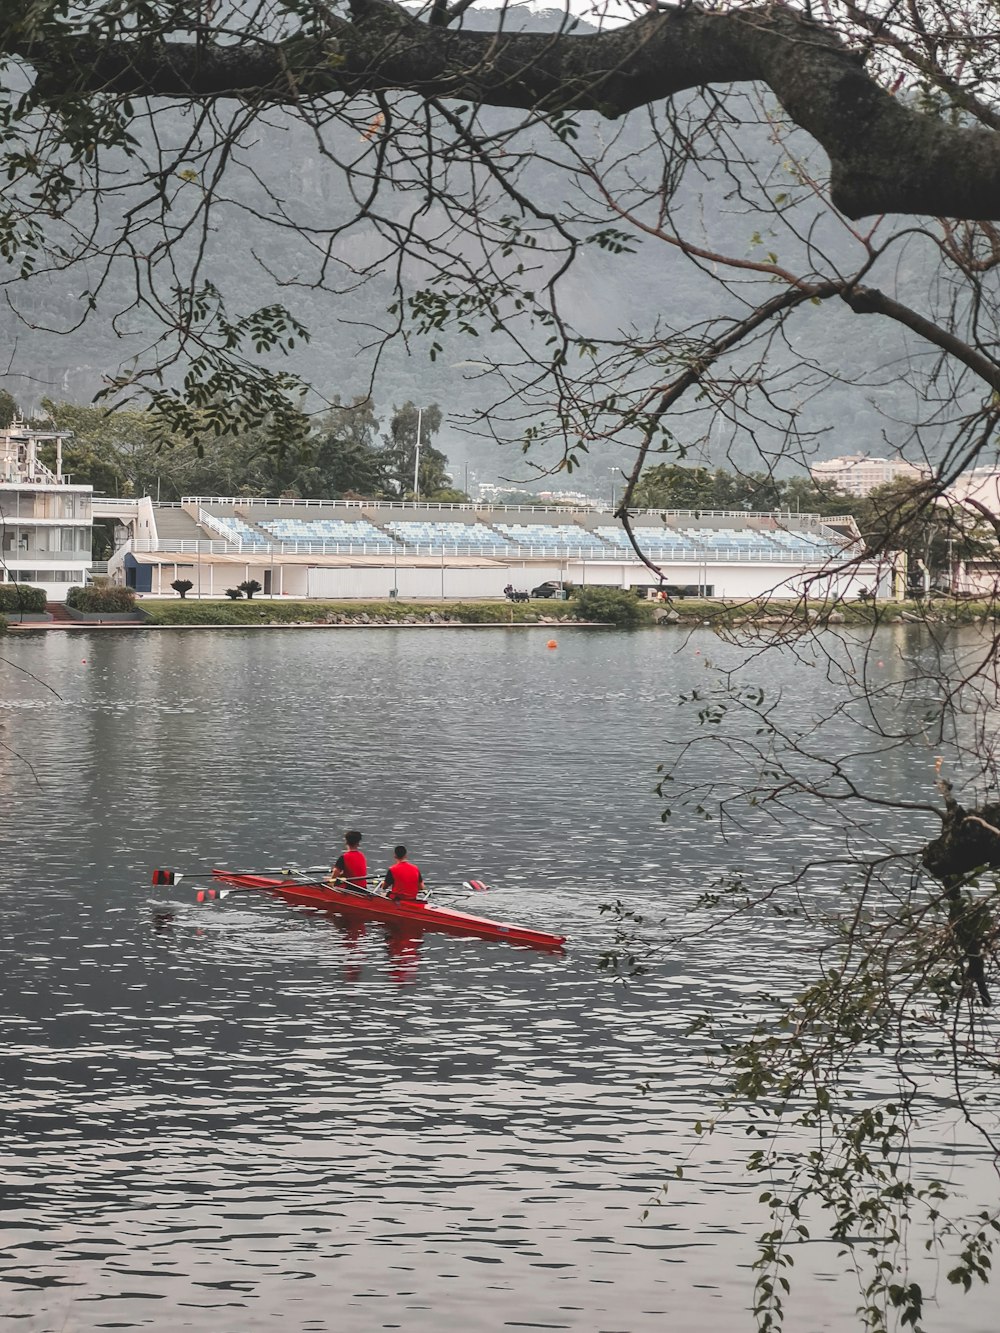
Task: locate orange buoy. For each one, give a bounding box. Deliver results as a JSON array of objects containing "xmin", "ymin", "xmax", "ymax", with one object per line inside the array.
[{"xmin": 546, "ymin": 639, "xmax": 558, "ymax": 649}]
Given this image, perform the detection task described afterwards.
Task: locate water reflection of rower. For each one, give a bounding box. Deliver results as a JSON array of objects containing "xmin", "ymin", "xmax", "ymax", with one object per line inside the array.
[
  {"xmin": 327, "ymin": 912, "xmax": 423, "ymax": 985},
  {"xmin": 334, "ymin": 915, "xmax": 366, "ymax": 984},
  {"xmin": 386, "ymin": 928, "xmax": 422, "ymax": 985}
]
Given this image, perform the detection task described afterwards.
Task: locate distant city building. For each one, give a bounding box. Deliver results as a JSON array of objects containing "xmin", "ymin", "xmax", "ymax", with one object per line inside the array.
[
  {"xmin": 474, "ymin": 482, "xmax": 533, "ymax": 503},
  {"xmin": 0, "ymin": 419, "xmax": 93, "ymax": 600},
  {"xmin": 809, "ymin": 454, "xmax": 927, "ymax": 497},
  {"xmin": 945, "ymin": 467, "xmax": 1000, "ymax": 512},
  {"xmin": 536, "ymin": 490, "xmax": 598, "ymax": 509}
]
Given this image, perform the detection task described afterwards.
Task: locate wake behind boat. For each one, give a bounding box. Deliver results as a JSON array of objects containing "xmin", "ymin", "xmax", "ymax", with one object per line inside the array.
[{"xmin": 154, "ymin": 868, "xmax": 567, "ymax": 951}]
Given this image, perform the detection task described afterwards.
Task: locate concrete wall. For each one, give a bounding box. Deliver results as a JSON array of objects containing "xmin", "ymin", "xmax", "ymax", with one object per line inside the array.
[{"xmin": 109, "ymin": 551, "xmax": 887, "ymax": 602}]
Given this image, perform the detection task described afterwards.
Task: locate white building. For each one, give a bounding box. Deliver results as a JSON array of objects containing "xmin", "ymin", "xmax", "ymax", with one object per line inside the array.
[
  {"xmin": 105, "ymin": 497, "xmax": 886, "ymax": 602},
  {"xmin": 939, "ymin": 469, "xmax": 1000, "ymax": 597},
  {"xmin": 0, "ymin": 420, "xmax": 93, "ymax": 601},
  {"xmin": 945, "ymin": 467, "xmax": 1000, "ymax": 512},
  {"xmin": 809, "ymin": 454, "xmax": 927, "ymax": 497}
]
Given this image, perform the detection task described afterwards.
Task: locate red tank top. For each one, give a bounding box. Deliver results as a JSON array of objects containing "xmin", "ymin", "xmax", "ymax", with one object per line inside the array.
[
  {"xmin": 388, "ymin": 860, "xmax": 421, "ymax": 899},
  {"xmin": 338, "ymin": 848, "xmax": 367, "ymax": 888}
]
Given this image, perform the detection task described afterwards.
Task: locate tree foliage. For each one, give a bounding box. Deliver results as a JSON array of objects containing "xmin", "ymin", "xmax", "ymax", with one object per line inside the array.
[
  {"xmin": 380, "ymin": 402, "xmax": 452, "ymax": 500},
  {"xmin": 1, "ymin": 0, "xmax": 998, "ymax": 482},
  {"xmin": 571, "ymin": 585, "xmax": 652, "ymax": 626},
  {"xmin": 33, "ymin": 396, "xmax": 457, "ymax": 501},
  {"xmin": 633, "ymin": 464, "xmax": 849, "ymax": 516},
  {"xmin": 855, "ymin": 478, "xmax": 994, "ymax": 589}
]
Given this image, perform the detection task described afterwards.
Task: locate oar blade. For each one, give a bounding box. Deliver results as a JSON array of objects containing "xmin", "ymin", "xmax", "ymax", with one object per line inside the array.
[
  {"xmin": 152, "ymin": 869, "xmax": 182, "ymax": 886},
  {"xmin": 463, "ymin": 879, "xmax": 490, "ymax": 892}
]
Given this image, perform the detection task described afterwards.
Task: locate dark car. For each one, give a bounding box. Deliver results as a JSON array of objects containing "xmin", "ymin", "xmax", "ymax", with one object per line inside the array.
[{"xmin": 530, "ymin": 580, "xmax": 570, "ymax": 599}]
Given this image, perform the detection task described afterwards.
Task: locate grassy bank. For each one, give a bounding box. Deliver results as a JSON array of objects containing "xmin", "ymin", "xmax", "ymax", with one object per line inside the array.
[
  {"xmin": 680, "ymin": 597, "xmax": 994, "ymax": 628},
  {"xmin": 136, "ymin": 595, "xmax": 996, "ymax": 629},
  {"xmin": 139, "ymin": 598, "xmax": 584, "ymax": 627}
]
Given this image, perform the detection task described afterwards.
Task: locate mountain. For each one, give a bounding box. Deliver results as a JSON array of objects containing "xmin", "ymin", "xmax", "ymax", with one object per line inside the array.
[{"xmin": 0, "ymin": 4, "xmax": 950, "ymax": 493}]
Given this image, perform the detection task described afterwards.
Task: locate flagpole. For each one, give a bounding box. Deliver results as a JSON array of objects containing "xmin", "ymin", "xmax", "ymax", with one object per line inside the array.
[{"xmin": 414, "ymin": 408, "xmax": 422, "ymax": 503}]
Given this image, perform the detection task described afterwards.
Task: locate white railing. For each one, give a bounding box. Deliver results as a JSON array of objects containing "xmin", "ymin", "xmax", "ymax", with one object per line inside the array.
[
  {"xmin": 188, "ymin": 495, "xmax": 591, "ymax": 515},
  {"xmin": 130, "ymin": 538, "xmax": 396, "ymax": 556},
  {"xmin": 93, "ymin": 496, "xmax": 143, "ymax": 510},
  {"xmin": 179, "ymin": 495, "xmax": 854, "ymax": 530},
  {"xmin": 126, "ymin": 535, "xmax": 855, "ymax": 565}
]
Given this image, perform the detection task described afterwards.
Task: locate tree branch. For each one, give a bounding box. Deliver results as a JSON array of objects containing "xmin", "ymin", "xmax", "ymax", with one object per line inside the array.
[
  {"xmin": 15, "ymin": 1, "xmax": 1000, "ymax": 220},
  {"xmin": 841, "ymin": 284, "xmax": 1000, "ymax": 391}
]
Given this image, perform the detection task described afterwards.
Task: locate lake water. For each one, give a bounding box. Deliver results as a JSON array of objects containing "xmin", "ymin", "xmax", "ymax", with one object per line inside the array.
[{"xmin": 1, "ymin": 625, "xmax": 995, "ymax": 1332}]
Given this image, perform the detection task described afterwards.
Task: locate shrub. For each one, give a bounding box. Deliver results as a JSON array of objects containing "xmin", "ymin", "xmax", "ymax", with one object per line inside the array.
[
  {"xmin": 571, "ymin": 586, "xmax": 653, "ymax": 627},
  {"xmin": 0, "ymin": 584, "xmax": 47, "ymax": 613},
  {"xmin": 238, "ymin": 579, "xmax": 262, "ymax": 600},
  {"xmin": 225, "ymin": 587, "xmax": 243, "ymax": 600},
  {"xmin": 66, "ymin": 585, "xmax": 137, "ymax": 613},
  {"xmin": 171, "ymin": 579, "xmax": 194, "ymax": 599}
]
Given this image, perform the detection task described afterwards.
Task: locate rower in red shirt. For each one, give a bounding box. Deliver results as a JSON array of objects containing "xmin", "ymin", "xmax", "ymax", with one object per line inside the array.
[
  {"xmin": 382, "ymin": 845, "xmax": 425, "ymax": 901},
  {"xmin": 330, "ymin": 830, "xmax": 368, "ymax": 890}
]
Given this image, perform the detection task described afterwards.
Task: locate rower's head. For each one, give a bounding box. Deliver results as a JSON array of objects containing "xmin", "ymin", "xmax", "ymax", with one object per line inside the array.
[
  {"xmin": 345, "ymin": 830, "xmax": 362, "ymax": 848},
  {"xmin": 394, "ymin": 844, "xmax": 407, "ymax": 861}
]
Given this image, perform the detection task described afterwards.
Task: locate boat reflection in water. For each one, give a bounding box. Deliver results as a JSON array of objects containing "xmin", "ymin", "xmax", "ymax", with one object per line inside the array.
[{"xmin": 149, "ymin": 900, "xmax": 424, "ymax": 983}]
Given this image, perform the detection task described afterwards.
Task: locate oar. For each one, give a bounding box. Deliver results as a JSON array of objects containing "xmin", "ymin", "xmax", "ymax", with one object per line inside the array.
[
  {"xmin": 208, "ymin": 870, "xmax": 382, "ymax": 899},
  {"xmin": 398, "ymin": 879, "xmax": 494, "ymax": 902},
  {"xmin": 206, "ymin": 877, "xmax": 495, "ymax": 904},
  {"xmin": 153, "ymin": 867, "xmax": 494, "ymax": 892},
  {"xmin": 188, "ymin": 875, "xmax": 379, "ymax": 904},
  {"xmin": 152, "ymin": 865, "xmax": 332, "ymax": 886}
]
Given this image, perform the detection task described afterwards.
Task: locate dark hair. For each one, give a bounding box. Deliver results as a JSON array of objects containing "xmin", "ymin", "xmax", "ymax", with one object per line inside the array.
[
  {"xmin": 394, "ymin": 844, "xmax": 407, "ymax": 859},
  {"xmin": 345, "ymin": 830, "xmax": 362, "ymax": 847}
]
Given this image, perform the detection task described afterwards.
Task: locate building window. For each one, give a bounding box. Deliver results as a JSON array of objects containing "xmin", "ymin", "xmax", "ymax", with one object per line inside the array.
[{"xmin": 14, "ymin": 569, "xmax": 79, "ymax": 582}]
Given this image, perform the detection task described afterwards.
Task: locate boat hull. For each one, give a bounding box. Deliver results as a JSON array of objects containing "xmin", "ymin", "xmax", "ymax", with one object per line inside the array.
[{"xmin": 211, "ymin": 871, "xmax": 566, "ymax": 951}]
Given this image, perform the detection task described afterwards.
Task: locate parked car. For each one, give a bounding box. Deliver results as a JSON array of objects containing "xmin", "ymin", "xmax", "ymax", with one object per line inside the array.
[{"xmin": 530, "ymin": 580, "xmax": 571, "ymax": 599}]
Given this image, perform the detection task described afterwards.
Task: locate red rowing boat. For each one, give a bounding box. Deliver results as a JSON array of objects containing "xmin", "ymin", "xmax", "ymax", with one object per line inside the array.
[{"xmin": 210, "ymin": 870, "xmax": 567, "ymax": 951}]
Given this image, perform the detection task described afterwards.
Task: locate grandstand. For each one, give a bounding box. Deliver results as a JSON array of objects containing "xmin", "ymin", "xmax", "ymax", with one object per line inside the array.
[{"xmin": 109, "ymin": 496, "xmax": 879, "ymax": 602}]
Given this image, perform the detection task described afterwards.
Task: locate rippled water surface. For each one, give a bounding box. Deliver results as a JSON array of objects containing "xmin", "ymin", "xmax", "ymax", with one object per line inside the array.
[{"xmin": 1, "ymin": 626, "xmax": 994, "ymax": 1332}]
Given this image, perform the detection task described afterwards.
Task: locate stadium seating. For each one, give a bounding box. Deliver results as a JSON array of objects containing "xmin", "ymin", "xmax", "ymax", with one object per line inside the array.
[
  {"xmin": 496, "ymin": 523, "xmax": 612, "ymax": 554},
  {"xmin": 207, "ymin": 514, "xmax": 269, "ymax": 546},
  {"xmin": 385, "ymin": 520, "xmax": 513, "ymax": 551},
  {"xmin": 258, "ymin": 518, "xmax": 396, "ymax": 549}
]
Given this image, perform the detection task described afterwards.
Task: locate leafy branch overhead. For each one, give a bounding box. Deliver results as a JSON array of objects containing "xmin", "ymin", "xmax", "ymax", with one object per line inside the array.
[
  {"xmin": 1, "ymin": 0, "xmax": 999, "ymax": 484},
  {"xmin": 8, "ymin": 2, "xmax": 999, "ymax": 220}
]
